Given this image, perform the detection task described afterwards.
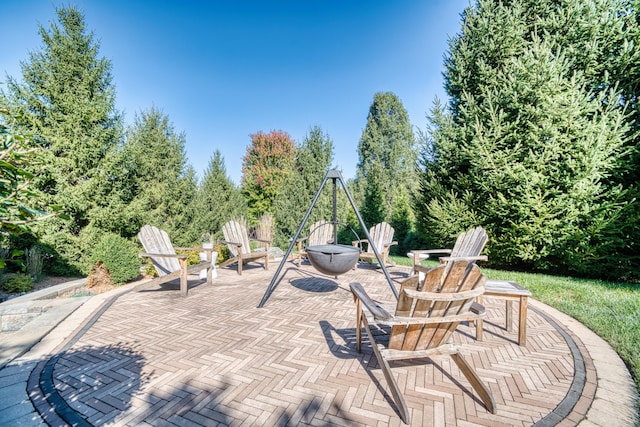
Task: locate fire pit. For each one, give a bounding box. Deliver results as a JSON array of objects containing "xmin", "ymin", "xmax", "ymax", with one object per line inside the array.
[
  {"xmin": 258, "ymin": 169, "xmax": 398, "ymax": 308},
  {"xmin": 305, "ymin": 244, "xmax": 361, "ymax": 276}
]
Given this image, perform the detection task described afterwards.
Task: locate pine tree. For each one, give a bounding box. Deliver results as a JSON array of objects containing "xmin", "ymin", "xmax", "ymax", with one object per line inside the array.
[
  {"xmin": 360, "ymin": 161, "xmax": 385, "ymax": 232},
  {"xmin": 421, "ymin": 0, "xmax": 636, "ymax": 279},
  {"xmin": 194, "ymin": 151, "xmax": 247, "ymax": 241},
  {"xmin": 272, "ymin": 126, "xmax": 334, "ymax": 248},
  {"xmin": 389, "ymin": 188, "xmax": 415, "ymax": 256},
  {"xmin": 355, "ymin": 92, "xmax": 417, "ymax": 230},
  {"xmin": 1, "ymin": 6, "xmax": 122, "ymax": 274},
  {"xmin": 120, "ymin": 107, "xmax": 197, "ymax": 245}
]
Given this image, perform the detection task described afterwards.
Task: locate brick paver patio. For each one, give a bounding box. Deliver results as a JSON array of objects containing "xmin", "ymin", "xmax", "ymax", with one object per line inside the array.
[{"xmin": 19, "ymin": 260, "xmax": 627, "ymax": 426}]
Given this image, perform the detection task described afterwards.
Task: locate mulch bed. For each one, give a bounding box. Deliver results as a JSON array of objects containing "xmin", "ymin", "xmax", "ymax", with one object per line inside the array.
[{"xmin": 0, "ymin": 264, "xmax": 128, "ymax": 302}]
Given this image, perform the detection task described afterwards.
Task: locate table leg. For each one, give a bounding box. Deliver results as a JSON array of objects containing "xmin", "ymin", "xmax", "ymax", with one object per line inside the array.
[{"xmin": 518, "ymin": 295, "xmax": 528, "ymax": 346}]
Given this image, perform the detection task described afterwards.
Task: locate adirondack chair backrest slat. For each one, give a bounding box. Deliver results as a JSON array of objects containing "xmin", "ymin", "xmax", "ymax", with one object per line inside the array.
[
  {"xmin": 223, "ymin": 220, "xmax": 252, "ymax": 256},
  {"xmin": 253, "ymin": 214, "xmax": 273, "ymax": 249},
  {"xmin": 367, "ymin": 222, "xmax": 394, "ymax": 253},
  {"xmin": 390, "ymin": 260, "xmax": 486, "ymax": 351},
  {"xmin": 138, "ymin": 224, "xmax": 181, "ymax": 276},
  {"xmin": 450, "ymin": 226, "xmax": 488, "ymax": 257},
  {"xmin": 308, "ymin": 220, "xmax": 334, "ymax": 247}
]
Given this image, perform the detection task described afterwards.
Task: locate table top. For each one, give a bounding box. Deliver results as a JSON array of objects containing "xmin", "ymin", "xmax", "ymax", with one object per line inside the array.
[
  {"xmin": 406, "ymin": 251, "xmax": 431, "ymax": 259},
  {"xmin": 485, "ymin": 280, "xmax": 532, "ymax": 296}
]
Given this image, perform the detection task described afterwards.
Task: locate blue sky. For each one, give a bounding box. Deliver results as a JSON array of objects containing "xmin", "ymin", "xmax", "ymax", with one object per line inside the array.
[{"xmin": 1, "ymin": 1, "xmax": 469, "ymax": 184}]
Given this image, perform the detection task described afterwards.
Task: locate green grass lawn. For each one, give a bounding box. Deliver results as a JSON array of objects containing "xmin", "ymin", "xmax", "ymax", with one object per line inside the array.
[{"xmin": 389, "ymin": 254, "xmax": 640, "ymax": 410}]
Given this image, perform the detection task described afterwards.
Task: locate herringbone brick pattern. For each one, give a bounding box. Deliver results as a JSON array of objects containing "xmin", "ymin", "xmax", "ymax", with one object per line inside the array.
[{"xmin": 36, "ymin": 261, "xmax": 591, "ymax": 426}]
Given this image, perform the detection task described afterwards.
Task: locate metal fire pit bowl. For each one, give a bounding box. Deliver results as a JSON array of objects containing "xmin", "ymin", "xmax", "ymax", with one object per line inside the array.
[{"xmin": 305, "ymin": 244, "xmax": 361, "ymax": 276}]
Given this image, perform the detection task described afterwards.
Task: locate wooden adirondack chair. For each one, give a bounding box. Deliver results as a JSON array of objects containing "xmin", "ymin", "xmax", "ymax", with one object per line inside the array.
[
  {"xmin": 219, "ymin": 220, "xmax": 270, "ymax": 275},
  {"xmin": 408, "ymin": 226, "xmax": 488, "ymax": 274},
  {"xmin": 295, "ymin": 220, "xmax": 335, "ymax": 267},
  {"xmin": 137, "ymin": 225, "xmax": 214, "ymax": 297},
  {"xmin": 352, "ymin": 222, "xmax": 397, "ymax": 267},
  {"xmin": 253, "ymin": 213, "xmax": 273, "ymax": 254},
  {"xmin": 350, "ymin": 259, "xmax": 496, "ymax": 423}
]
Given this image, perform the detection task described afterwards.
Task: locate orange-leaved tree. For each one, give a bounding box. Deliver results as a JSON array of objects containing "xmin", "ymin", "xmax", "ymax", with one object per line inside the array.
[{"xmin": 241, "ymin": 130, "xmax": 296, "ymax": 220}]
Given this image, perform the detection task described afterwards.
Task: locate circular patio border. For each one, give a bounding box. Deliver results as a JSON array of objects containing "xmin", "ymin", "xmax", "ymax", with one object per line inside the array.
[
  {"xmin": 531, "ymin": 306, "xmax": 592, "ymax": 426},
  {"xmin": 29, "ymin": 290, "xmax": 129, "ymax": 426},
  {"xmin": 28, "ymin": 292, "xmax": 596, "ymax": 426}
]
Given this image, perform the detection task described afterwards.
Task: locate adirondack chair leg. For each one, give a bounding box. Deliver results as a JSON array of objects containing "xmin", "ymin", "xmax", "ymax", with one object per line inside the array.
[
  {"xmin": 179, "ymin": 258, "xmax": 188, "ymax": 297},
  {"xmin": 206, "ymin": 250, "xmax": 213, "ymax": 285},
  {"xmin": 296, "ymin": 242, "xmax": 303, "ymax": 267},
  {"xmin": 450, "ymin": 352, "xmax": 496, "ymax": 414},
  {"xmin": 362, "ymin": 316, "xmax": 411, "ymax": 424},
  {"xmin": 355, "ymin": 299, "xmax": 362, "ymax": 353},
  {"xmin": 386, "ymin": 254, "xmax": 396, "ymax": 267},
  {"xmin": 237, "ymin": 254, "xmax": 243, "ymax": 275},
  {"xmin": 219, "ymin": 256, "xmax": 237, "ymax": 269}
]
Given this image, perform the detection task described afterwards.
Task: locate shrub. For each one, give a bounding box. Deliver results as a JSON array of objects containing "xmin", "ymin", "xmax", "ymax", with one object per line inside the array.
[
  {"xmin": 91, "ymin": 234, "xmax": 141, "ymax": 285},
  {"xmin": 2, "ymin": 273, "xmax": 34, "ymax": 293},
  {"xmin": 176, "ymin": 249, "xmax": 202, "ymax": 266},
  {"xmin": 214, "ymin": 242, "xmax": 230, "ymax": 264},
  {"xmin": 35, "ymin": 231, "xmax": 83, "ymax": 276},
  {"xmin": 142, "ymin": 258, "xmax": 158, "ymax": 277}
]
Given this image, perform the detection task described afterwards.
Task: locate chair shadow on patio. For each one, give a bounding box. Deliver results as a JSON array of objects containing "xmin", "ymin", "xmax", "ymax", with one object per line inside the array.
[
  {"xmin": 318, "ymin": 319, "xmax": 490, "ymax": 422},
  {"xmin": 135, "ymin": 277, "xmax": 209, "ymax": 294}
]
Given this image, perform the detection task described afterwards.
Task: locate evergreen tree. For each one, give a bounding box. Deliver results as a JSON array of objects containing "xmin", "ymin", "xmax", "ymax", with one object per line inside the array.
[
  {"xmin": 0, "ymin": 6, "xmax": 122, "ymax": 274},
  {"xmin": 389, "ymin": 188, "xmax": 415, "ymax": 256},
  {"xmin": 272, "ymin": 126, "xmax": 334, "ymax": 248},
  {"xmin": 119, "ymin": 107, "xmax": 197, "ymax": 245},
  {"xmin": 355, "ymin": 92, "xmax": 417, "ymax": 234},
  {"xmin": 421, "ymin": 0, "xmax": 635, "ymax": 279},
  {"xmin": 194, "ymin": 151, "xmax": 247, "ymax": 241},
  {"xmin": 360, "ymin": 161, "xmax": 385, "ymax": 232}
]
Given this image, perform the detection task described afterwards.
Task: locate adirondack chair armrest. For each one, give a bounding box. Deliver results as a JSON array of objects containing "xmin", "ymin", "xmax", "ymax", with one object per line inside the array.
[
  {"xmin": 251, "ymin": 238, "xmax": 271, "ymax": 245},
  {"xmin": 411, "ymin": 248, "xmax": 453, "ymax": 256},
  {"xmin": 385, "ymin": 241, "xmax": 398, "ymax": 248},
  {"xmin": 174, "ymin": 246, "xmax": 214, "ymax": 253},
  {"xmin": 138, "ymin": 252, "xmax": 187, "ymax": 259},
  {"xmin": 380, "ymin": 311, "xmax": 483, "ymax": 326},
  {"xmin": 349, "ymin": 282, "xmax": 394, "ymax": 321},
  {"xmin": 413, "ymin": 264, "xmax": 433, "ymax": 275},
  {"xmin": 221, "ymin": 240, "xmax": 243, "ymax": 249},
  {"xmin": 403, "ymin": 286, "xmax": 486, "ymax": 301},
  {"xmin": 439, "ymin": 255, "xmax": 488, "ymax": 263}
]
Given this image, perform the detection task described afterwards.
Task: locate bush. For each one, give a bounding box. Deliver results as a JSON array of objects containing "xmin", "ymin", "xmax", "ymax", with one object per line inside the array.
[
  {"xmin": 176, "ymin": 249, "xmax": 202, "ymax": 266},
  {"xmin": 142, "ymin": 258, "xmax": 158, "ymax": 277},
  {"xmin": 214, "ymin": 243, "xmax": 231, "ymax": 264},
  {"xmin": 91, "ymin": 234, "xmax": 141, "ymax": 285},
  {"xmin": 2, "ymin": 273, "xmax": 34, "ymax": 293}
]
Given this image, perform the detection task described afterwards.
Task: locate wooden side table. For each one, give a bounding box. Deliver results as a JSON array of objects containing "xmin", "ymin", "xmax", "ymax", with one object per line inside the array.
[{"xmin": 476, "ymin": 280, "xmax": 532, "ymax": 346}]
